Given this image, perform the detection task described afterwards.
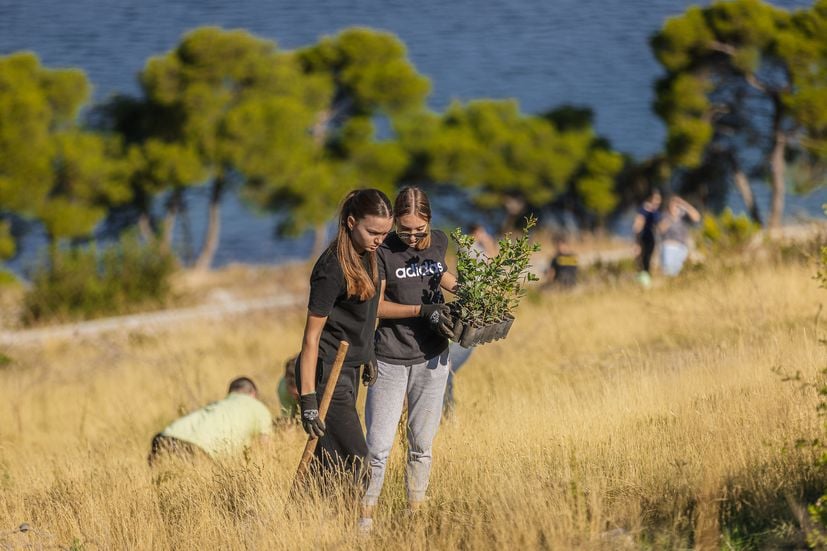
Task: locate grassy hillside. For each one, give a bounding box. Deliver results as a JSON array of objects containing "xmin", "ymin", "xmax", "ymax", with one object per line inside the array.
[{"xmin": 0, "ymin": 258, "xmax": 824, "ymax": 549}]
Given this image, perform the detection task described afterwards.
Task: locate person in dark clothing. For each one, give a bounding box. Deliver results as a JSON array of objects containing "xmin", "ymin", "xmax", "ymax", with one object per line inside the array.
[
  {"xmin": 632, "ymin": 189, "xmax": 662, "ymax": 287},
  {"xmin": 295, "ymin": 188, "xmax": 393, "ymax": 487},
  {"xmin": 547, "ymin": 234, "xmax": 578, "ymax": 289}
]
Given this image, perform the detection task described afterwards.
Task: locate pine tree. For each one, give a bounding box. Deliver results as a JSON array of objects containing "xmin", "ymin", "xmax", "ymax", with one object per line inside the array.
[{"xmin": 652, "ymin": 0, "xmax": 827, "ymax": 228}]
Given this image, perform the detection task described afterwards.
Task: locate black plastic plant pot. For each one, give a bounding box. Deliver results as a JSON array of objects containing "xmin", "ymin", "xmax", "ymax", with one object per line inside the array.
[
  {"xmin": 451, "ymin": 317, "xmax": 466, "ymax": 344},
  {"xmin": 475, "ymin": 323, "xmax": 491, "ymax": 345},
  {"xmin": 500, "ymin": 315, "xmax": 515, "ymax": 340},
  {"xmin": 491, "ymin": 318, "xmax": 507, "ymax": 341},
  {"xmin": 459, "ymin": 323, "xmax": 481, "ymax": 348},
  {"xmin": 481, "ymin": 322, "xmax": 498, "ymax": 344}
]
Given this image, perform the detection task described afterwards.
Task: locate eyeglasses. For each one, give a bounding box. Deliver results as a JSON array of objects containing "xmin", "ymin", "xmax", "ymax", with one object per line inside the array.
[{"xmin": 397, "ymin": 230, "xmax": 429, "ymax": 240}]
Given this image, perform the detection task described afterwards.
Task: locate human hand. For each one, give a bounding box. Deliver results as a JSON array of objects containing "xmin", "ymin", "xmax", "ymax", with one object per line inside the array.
[
  {"xmin": 299, "ymin": 393, "xmax": 325, "ymax": 438},
  {"xmin": 419, "ymin": 303, "xmax": 454, "ymax": 339},
  {"xmin": 362, "ymin": 353, "xmax": 378, "ymax": 387}
]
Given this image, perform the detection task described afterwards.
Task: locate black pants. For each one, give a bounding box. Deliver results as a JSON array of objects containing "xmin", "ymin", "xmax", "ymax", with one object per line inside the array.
[
  {"xmin": 148, "ymin": 433, "xmax": 207, "ymax": 466},
  {"xmin": 639, "ymin": 234, "xmax": 656, "ymax": 273},
  {"xmin": 296, "ymin": 359, "xmax": 368, "ymax": 484}
]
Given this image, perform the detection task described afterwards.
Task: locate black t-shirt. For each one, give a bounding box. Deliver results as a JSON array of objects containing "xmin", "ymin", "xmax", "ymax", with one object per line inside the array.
[
  {"xmin": 375, "ymin": 230, "xmax": 449, "ymax": 364},
  {"xmin": 638, "ymin": 207, "xmax": 662, "ymax": 242},
  {"xmin": 308, "ymin": 247, "xmax": 380, "ymax": 368},
  {"xmin": 551, "ymin": 253, "xmax": 578, "ymax": 287}
]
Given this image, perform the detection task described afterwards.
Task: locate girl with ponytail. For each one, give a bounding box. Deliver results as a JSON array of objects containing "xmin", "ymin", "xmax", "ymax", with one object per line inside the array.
[{"xmin": 296, "ymin": 188, "xmax": 393, "ymax": 482}]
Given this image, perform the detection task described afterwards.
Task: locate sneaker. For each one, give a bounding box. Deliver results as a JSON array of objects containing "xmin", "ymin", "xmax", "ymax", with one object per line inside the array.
[{"xmin": 636, "ymin": 271, "xmax": 652, "ymax": 289}]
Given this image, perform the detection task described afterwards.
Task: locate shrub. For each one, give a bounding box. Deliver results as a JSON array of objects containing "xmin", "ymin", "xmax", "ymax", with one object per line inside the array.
[
  {"xmin": 22, "ymin": 234, "xmax": 175, "ymax": 324},
  {"xmin": 700, "ymin": 208, "xmax": 761, "ymax": 253},
  {"xmin": 450, "ymin": 215, "xmax": 540, "ymax": 325}
]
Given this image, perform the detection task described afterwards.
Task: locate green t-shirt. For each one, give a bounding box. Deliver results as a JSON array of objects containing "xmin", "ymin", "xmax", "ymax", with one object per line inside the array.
[
  {"xmin": 277, "ymin": 377, "xmax": 299, "ymax": 418},
  {"xmin": 162, "ymin": 393, "xmax": 273, "ymax": 458}
]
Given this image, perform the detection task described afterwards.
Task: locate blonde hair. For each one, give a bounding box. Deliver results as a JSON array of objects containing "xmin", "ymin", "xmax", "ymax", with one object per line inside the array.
[
  {"xmin": 394, "ymin": 186, "xmax": 432, "ymax": 251},
  {"xmin": 335, "ymin": 189, "xmax": 392, "ymax": 300}
]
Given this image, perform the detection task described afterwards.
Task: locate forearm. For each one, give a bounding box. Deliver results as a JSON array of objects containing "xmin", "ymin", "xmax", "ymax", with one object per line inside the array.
[
  {"xmin": 440, "ymin": 272, "xmax": 458, "ymax": 293},
  {"xmin": 378, "ymin": 300, "xmax": 421, "ymax": 319},
  {"xmin": 687, "ymin": 205, "xmax": 701, "ymax": 222},
  {"xmin": 298, "ymin": 338, "xmax": 320, "ymax": 395},
  {"xmin": 678, "ymin": 198, "xmax": 701, "ymax": 221},
  {"xmin": 632, "ymin": 216, "xmax": 644, "ymax": 234}
]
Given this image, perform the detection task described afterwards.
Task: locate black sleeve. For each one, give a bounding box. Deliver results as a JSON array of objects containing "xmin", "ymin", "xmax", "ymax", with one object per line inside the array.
[{"xmin": 308, "ymin": 252, "xmax": 343, "ymax": 317}]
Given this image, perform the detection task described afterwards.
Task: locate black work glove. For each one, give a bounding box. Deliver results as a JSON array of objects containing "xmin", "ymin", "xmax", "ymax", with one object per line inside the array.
[
  {"xmin": 419, "ymin": 303, "xmax": 454, "ymax": 339},
  {"xmin": 299, "ymin": 393, "xmax": 325, "ymax": 438},
  {"xmin": 362, "ymin": 352, "xmax": 378, "ymax": 387}
]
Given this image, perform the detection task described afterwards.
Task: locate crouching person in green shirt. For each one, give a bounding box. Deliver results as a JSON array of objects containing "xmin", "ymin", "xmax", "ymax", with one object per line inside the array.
[{"xmin": 148, "ymin": 377, "xmax": 274, "ymax": 466}]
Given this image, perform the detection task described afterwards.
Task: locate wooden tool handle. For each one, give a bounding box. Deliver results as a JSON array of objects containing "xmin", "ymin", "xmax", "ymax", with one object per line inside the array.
[{"xmin": 293, "ymin": 340, "xmax": 349, "ymax": 484}]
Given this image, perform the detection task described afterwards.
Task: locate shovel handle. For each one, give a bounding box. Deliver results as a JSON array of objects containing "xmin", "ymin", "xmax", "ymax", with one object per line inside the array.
[{"xmin": 293, "ymin": 340, "xmax": 349, "ymax": 484}]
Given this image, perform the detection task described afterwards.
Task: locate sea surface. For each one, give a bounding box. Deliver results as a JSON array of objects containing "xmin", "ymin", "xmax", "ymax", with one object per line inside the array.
[{"xmin": 1, "ymin": 0, "xmax": 823, "ymax": 270}]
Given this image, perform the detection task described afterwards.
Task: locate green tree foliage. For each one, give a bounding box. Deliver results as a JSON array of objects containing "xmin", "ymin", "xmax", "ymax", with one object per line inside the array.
[
  {"xmin": 699, "ymin": 207, "xmax": 761, "ymax": 253},
  {"xmin": 652, "ymin": 0, "xmax": 827, "ymax": 229},
  {"xmin": 400, "ymin": 100, "xmax": 622, "ymax": 231},
  {"xmin": 125, "ymin": 140, "xmax": 205, "ymax": 248},
  {"xmin": 40, "ymin": 131, "xmax": 130, "ymax": 242},
  {"xmin": 245, "ymin": 28, "xmax": 426, "ymax": 254},
  {"xmin": 0, "ymin": 52, "xmax": 129, "ymax": 258},
  {"xmin": 137, "ymin": 27, "xmax": 329, "ymax": 269},
  {"xmin": 779, "ymin": 0, "xmax": 827, "ymax": 193},
  {"xmin": 95, "ymin": 94, "xmax": 206, "ymax": 249},
  {"xmin": 545, "ymin": 106, "xmax": 625, "ymax": 224}
]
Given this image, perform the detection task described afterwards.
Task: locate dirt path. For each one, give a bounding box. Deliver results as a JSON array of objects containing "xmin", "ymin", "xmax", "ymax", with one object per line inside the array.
[{"xmin": 0, "ymin": 294, "xmax": 303, "ymax": 346}]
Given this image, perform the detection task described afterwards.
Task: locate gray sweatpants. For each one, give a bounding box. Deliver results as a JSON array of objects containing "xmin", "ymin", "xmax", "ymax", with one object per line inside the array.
[{"xmin": 363, "ymin": 349, "xmax": 450, "ymax": 506}]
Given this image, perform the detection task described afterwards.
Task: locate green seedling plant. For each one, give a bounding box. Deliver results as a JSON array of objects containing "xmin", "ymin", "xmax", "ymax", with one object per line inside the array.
[{"xmin": 450, "ymin": 215, "xmax": 540, "ymax": 327}]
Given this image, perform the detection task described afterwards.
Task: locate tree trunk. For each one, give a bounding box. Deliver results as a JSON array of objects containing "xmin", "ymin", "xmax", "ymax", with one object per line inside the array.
[
  {"xmin": 312, "ymin": 223, "xmax": 329, "ymax": 258},
  {"xmin": 194, "ymin": 177, "xmax": 224, "ymax": 271},
  {"xmin": 161, "ymin": 189, "xmax": 182, "ymax": 254},
  {"xmin": 47, "ymin": 239, "xmax": 59, "ymax": 266},
  {"xmin": 138, "ymin": 211, "xmax": 155, "ymax": 243},
  {"xmin": 732, "ymin": 167, "xmax": 762, "ymax": 226},
  {"xmin": 313, "ymin": 109, "xmax": 332, "ymax": 147},
  {"xmin": 768, "ymin": 96, "xmax": 786, "ymax": 230}
]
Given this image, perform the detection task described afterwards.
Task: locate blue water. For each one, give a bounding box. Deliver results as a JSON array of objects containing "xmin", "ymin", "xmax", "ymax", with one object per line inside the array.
[{"xmin": 1, "ymin": 0, "xmax": 823, "ymax": 271}]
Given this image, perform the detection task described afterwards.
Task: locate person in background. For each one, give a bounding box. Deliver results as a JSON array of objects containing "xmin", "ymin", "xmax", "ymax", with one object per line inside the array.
[
  {"xmin": 632, "ymin": 189, "xmax": 662, "ymax": 288},
  {"xmin": 148, "ymin": 377, "xmax": 273, "ymax": 466},
  {"xmin": 658, "ymin": 195, "xmax": 701, "ymax": 277},
  {"xmin": 547, "ymin": 233, "xmax": 578, "ymax": 289},
  {"xmin": 444, "ymin": 223, "xmax": 499, "ymax": 414},
  {"xmin": 295, "ymin": 188, "xmax": 393, "ymax": 489},
  {"xmin": 469, "ymin": 223, "xmax": 498, "ymax": 260},
  {"xmin": 277, "ymin": 354, "xmax": 299, "ymax": 419}
]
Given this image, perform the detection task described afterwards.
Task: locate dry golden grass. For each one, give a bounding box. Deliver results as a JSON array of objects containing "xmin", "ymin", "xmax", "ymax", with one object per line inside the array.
[{"xmin": 0, "ymin": 258, "xmax": 825, "ymax": 549}]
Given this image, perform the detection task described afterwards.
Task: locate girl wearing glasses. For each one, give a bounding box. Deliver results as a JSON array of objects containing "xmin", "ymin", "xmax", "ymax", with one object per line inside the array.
[{"xmin": 359, "ymin": 186, "xmax": 458, "ymax": 531}]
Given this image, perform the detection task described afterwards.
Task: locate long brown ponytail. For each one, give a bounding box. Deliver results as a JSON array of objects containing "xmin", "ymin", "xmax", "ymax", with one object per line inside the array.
[
  {"xmin": 335, "ymin": 188, "xmax": 393, "ymax": 300},
  {"xmin": 394, "ymin": 186, "xmax": 432, "ymax": 251}
]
